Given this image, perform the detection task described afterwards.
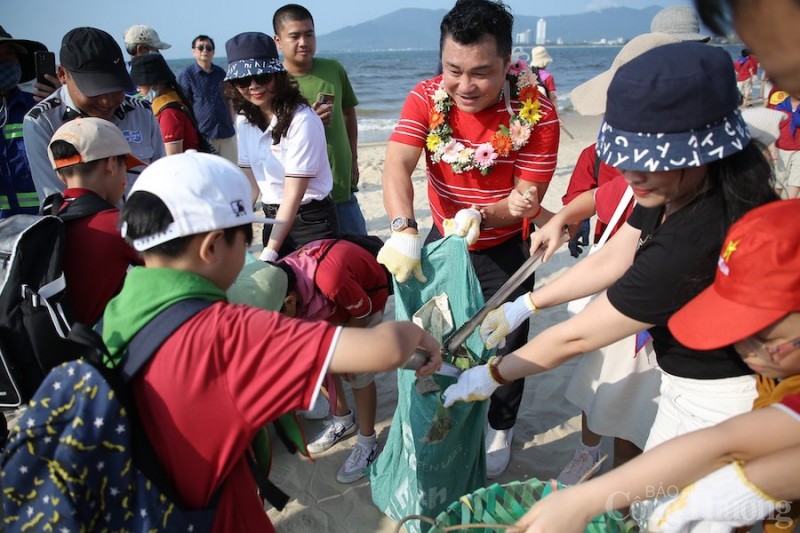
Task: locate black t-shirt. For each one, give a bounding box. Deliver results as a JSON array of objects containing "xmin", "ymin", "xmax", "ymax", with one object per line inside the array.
[{"xmin": 607, "ymin": 189, "xmax": 753, "ymax": 379}]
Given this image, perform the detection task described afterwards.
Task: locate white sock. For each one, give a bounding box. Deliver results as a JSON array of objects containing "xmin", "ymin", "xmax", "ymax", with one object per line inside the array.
[
  {"xmin": 357, "ymin": 431, "xmax": 377, "ymax": 446},
  {"xmin": 333, "ymin": 411, "xmax": 354, "ymax": 425}
]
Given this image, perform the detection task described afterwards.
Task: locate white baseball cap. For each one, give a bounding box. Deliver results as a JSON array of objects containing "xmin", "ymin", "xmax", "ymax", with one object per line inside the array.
[
  {"xmin": 124, "ymin": 151, "xmax": 279, "ymax": 252},
  {"xmin": 123, "ymin": 24, "xmax": 171, "ymax": 49},
  {"xmin": 48, "ymin": 117, "xmax": 146, "ymax": 171}
]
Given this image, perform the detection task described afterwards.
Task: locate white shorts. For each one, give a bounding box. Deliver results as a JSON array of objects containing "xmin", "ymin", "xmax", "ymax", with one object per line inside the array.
[
  {"xmin": 645, "ymin": 370, "xmax": 756, "ymax": 451},
  {"xmin": 565, "ymin": 335, "xmax": 661, "ymax": 449}
]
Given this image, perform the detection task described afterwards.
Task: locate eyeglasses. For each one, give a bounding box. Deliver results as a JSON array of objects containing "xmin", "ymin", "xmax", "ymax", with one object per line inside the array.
[
  {"xmin": 195, "ymin": 45, "xmax": 214, "ymax": 52},
  {"xmin": 734, "ymin": 336, "xmax": 800, "ymax": 361},
  {"xmin": 231, "ymin": 73, "xmax": 273, "ymax": 89}
]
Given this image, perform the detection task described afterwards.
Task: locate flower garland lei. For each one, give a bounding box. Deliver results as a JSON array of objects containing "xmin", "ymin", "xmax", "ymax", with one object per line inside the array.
[{"xmin": 426, "ymin": 58, "xmax": 543, "ymax": 176}]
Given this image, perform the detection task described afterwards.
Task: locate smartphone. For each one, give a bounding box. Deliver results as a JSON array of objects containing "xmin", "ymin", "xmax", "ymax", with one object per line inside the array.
[
  {"xmin": 316, "ymin": 92, "xmax": 335, "ymax": 106},
  {"xmin": 34, "ymin": 51, "xmax": 56, "ymax": 87}
]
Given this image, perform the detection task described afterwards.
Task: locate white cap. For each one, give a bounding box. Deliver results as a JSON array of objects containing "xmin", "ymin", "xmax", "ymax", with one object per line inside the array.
[
  {"xmin": 123, "ymin": 24, "xmax": 171, "ymax": 49},
  {"xmin": 124, "ymin": 151, "xmax": 279, "ymax": 251}
]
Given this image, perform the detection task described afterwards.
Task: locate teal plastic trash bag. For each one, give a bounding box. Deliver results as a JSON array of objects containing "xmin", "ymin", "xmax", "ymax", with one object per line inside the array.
[{"xmin": 369, "ymin": 236, "xmax": 492, "ymax": 532}]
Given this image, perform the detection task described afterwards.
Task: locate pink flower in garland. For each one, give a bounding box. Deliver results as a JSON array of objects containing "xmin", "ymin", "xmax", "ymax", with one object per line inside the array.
[
  {"xmin": 474, "ymin": 142, "xmax": 498, "ymax": 170},
  {"xmin": 508, "ymin": 58, "xmax": 529, "ymax": 76}
]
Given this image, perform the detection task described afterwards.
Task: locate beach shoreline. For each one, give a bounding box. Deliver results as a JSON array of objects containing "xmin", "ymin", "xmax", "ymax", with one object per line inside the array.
[{"xmin": 266, "ymin": 113, "xmax": 608, "ymax": 532}]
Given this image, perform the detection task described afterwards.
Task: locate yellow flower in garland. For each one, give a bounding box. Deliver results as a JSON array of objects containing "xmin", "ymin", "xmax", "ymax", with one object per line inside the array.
[
  {"xmin": 427, "ymin": 133, "xmax": 443, "ymax": 152},
  {"xmin": 520, "ymin": 98, "xmax": 542, "ymax": 124}
]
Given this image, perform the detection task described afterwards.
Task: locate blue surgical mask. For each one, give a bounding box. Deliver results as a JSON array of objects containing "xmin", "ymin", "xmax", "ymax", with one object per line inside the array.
[
  {"xmin": 144, "ymin": 88, "xmax": 158, "ymax": 102},
  {"xmin": 0, "ymin": 61, "xmax": 22, "ymax": 93}
]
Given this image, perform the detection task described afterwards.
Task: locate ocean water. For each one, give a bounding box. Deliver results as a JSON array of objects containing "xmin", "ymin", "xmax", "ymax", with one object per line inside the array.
[{"xmin": 167, "ymin": 45, "xmax": 742, "ymax": 143}]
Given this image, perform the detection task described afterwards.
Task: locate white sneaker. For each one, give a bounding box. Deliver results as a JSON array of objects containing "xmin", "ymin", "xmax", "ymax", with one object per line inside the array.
[
  {"xmin": 557, "ymin": 447, "xmax": 599, "ymax": 486},
  {"xmin": 485, "ymin": 426, "xmax": 514, "ymax": 479},
  {"xmin": 306, "ymin": 412, "xmax": 356, "ymax": 455},
  {"xmin": 301, "ymin": 394, "xmax": 330, "ymax": 420},
  {"xmin": 336, "ymin": 438, "xmax": 378, "ymax": 483}
]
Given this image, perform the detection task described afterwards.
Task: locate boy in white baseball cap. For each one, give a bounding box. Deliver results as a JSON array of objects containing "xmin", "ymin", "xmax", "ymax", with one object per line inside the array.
[{"xmin": 104, "ymin": 151, "xmax": 441, "ymax": 531}]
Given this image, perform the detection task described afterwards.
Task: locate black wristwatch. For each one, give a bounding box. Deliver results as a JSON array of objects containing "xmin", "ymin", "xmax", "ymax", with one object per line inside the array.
[{"xmin": 390, "ymin": 216, "xmax": 418, "ymax": 232}]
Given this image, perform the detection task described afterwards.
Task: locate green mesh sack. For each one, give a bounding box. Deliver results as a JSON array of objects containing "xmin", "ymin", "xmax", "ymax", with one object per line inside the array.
[
  {"xmin": 396, "ymin": 479, "xmax": 637, "ymax": 532},
  {"xmin": 370, "ymin": 236, "xmax": 492, "ymax": 532}
]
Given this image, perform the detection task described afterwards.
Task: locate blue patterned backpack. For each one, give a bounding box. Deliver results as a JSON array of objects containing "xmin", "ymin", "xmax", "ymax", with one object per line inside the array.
[{"xmin": 1, "ymin": 299, "xmax": 284, "ymax": 532}]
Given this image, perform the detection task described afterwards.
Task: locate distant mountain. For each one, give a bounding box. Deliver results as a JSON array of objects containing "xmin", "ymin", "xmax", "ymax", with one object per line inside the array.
[{"xmin": 318, "ymin": 6, "xmax": 664, "ymax": 51}]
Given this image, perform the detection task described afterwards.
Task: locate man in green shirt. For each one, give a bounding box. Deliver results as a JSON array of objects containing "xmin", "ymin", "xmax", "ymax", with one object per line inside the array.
[{"xmin": 273, "ymin": 4, "xmax": 367, "ymax": 237}]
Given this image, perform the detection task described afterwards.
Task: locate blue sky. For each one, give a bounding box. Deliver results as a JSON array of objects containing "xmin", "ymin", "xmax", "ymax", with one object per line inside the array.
[{"xmin": 6, "ymin": 0, "xmax": 690, "ymax": 60}]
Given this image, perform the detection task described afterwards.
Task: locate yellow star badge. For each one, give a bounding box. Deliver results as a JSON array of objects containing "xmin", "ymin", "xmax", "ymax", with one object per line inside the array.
[{"xmin": 721, "ymin": 239, "xmax": 740, "ymax": 262}]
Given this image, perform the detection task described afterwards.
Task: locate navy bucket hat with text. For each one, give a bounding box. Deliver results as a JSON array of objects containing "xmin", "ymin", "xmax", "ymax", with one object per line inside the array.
[
  {"xmin": 597, "ymin": 42, "xmax": 749, "ymax": 172},
  {"xmin": 224, "ymin": 32, "xmax": 285, "ymax": 82}
]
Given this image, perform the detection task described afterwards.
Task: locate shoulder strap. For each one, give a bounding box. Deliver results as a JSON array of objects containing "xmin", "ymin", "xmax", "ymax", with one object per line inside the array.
[
  {"xmin": 595, "ymin": 186, "xmax": 634, "ymax": 248},
  {"xmin": 54, "ymin": 193, "xmax": 115, "ymax": 222},
  {"xmin": 122, "ymin": 299, "xmax": 211, "ymax": 382}
]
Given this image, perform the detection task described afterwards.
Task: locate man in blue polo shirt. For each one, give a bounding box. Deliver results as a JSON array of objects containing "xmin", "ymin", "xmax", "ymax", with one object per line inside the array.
[{"xmin": 177, "ymin": 35, "xmax": 237, "ymax": 164}]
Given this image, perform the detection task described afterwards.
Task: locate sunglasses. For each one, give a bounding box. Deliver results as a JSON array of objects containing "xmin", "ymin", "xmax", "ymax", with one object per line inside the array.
[
  {"xmin": 232, "ymin": 73, "xmax": 274, "ymax": 89},
  {"xmin": 195, "ymin": 45, "xmax": 214, "ymax": 52}
]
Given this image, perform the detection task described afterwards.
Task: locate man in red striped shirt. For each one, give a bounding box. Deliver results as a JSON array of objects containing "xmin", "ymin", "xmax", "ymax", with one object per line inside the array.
[{"xmin": 377, "ymin": 0, "xmax": 559, "ymax": 478}]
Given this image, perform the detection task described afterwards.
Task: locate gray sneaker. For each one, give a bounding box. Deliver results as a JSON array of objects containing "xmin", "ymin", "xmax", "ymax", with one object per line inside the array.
[
  {"xmin": 306, "ymin": 413, "xmax": 356, "ymax": 455},
  {"xmin": 336, "ymin": 440, "xmax": 378, "ymax": 483}
]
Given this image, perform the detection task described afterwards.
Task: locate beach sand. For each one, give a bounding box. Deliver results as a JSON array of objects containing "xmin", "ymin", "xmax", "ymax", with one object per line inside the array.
[{"xmin": 266, "ymin": 114, "xmax": 610, "ymax": 532}]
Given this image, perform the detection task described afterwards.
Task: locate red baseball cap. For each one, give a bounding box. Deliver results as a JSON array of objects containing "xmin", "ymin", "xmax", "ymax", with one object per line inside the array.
[{"xmin": 668, "ymin": 199, "xmax": 800, "ymax": 350}]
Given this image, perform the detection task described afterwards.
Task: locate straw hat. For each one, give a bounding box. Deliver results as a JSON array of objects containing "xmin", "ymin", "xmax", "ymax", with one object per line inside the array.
[
  {"xmin": 650, "ymin": 6, "xmax": 710, "ymax": 43},
  {"xmin": 570, "ymin": 33, "xmax": 679, "ymax": 116},
  {"xmin": 530, "ymin": 46, "xmax": 552, "ymax": 68}
]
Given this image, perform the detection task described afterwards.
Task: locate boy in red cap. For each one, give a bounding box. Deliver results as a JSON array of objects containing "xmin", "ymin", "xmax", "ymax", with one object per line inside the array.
[{"xmin": 510, "ymin": 198, "xmax": 800, "ymax": 533}]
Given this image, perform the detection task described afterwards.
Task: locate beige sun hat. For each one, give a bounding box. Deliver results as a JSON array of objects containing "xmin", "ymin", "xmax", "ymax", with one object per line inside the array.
[
  {"xmin": 741, "ymin": 108, "xmax": 788, "ymax": 147},
  {"xmin": 570, "ymin": 33, "xmax": 680, "ymax": 116},
  {"xmin": 650, "ymin": 5, "xmax": 710, "ymax": 43},
  {"xmin": 530, "ymin": 46, "xmax": 553, "ymax": 68}
]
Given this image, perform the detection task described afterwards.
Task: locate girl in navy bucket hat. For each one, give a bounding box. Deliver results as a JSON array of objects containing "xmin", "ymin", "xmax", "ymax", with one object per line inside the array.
[
  {"xmin": 443, "ymin": 41, "xmax": 779, "ymax": 499},
  {"xmin": 223, "ymin": 32, "xmax": 339, "ymax": 260}
]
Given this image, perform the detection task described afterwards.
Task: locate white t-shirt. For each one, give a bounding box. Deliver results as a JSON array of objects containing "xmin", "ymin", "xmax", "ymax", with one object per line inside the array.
[{"xmin": 236, "ymin": 105, "xmax": 333, "ymax": 205}]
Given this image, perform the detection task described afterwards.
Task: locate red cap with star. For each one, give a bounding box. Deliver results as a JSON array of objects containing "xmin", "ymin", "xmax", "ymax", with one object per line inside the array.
[{"xmin": 668, "ymin": 199, "xmax": 800, "ymax": 350}]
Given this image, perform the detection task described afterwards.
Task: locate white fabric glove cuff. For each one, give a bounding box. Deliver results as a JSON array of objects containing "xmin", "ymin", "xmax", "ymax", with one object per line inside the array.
[
  {"xmin": 649, "ymin": 462, "xmax": 781, "ymax": 531},
  {"xmin": 388, "ymin": 232, "xmax": 423, "ymax": 258},
  {"xmin": 260, "ymin": 248, "xmax": 279, "ymax": 263},
  {"xmin": 507, "ymin": 293, "xmax": 537, "ymax": 323}
]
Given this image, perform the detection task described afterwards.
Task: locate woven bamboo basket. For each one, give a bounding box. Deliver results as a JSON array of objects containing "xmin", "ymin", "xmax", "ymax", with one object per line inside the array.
[{"xmin": 395, "ymin": 478, "xmax": 637, "ymax": 532}]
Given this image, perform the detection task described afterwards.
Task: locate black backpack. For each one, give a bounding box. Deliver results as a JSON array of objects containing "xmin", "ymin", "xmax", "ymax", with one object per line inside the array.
[{"xmin": 0, "ymin": 193, "xmax": 112, "ymax": 406}]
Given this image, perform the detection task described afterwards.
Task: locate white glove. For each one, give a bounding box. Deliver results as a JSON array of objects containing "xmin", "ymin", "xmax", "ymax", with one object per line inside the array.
[
  {"xmin": 377, "ymin": 232, "xmax": 426, "ymax": 283},
  {"xmin": 647, "ymin": 462, "xmax": 782, "ymax": 532},
  {"xmin": 259, "ymin": 248, "xmax": 279, "ymax": 263},
  {"xmin": 443, "ymin": 207, "xmax": 482, "ymax": 245},
  {"xmin": 442, "ymin": 357, "xmax": 504, "ymax": 407},
  {"xmin": 479, "ymin": 293, "xmax": 537, "ymax": 349}
]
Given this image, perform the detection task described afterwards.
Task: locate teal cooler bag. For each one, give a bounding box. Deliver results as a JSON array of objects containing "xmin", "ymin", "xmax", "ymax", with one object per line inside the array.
[{"xmin": 369, "ymin": 236, "xmax": 492, "ymax": 532}]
